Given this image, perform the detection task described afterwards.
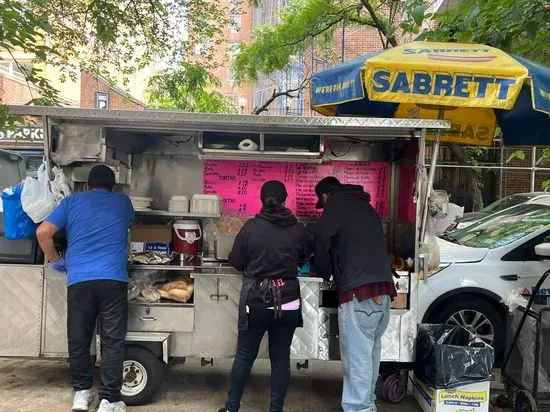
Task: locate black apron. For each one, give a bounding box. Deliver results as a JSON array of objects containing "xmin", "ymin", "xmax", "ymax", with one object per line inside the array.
[{"xmin": 237, "ymin": 274, "xmax": 304, "ymax": 331}]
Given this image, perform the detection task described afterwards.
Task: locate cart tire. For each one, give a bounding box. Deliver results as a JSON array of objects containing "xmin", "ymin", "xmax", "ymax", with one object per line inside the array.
[
  {"xmin": 516, "ymin": 391, "xmax": 537, "ymax": 412},
  {"xmin": 380, "ymin": 372, "xmax": 408, "ymax": 404},
  {"xmin": 121, "ymin": 346, "xmax": 163, "ymax": 406}
]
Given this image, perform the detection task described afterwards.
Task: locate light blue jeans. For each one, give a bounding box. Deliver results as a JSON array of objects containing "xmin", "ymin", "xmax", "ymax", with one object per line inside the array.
[{"xmin": 338, "ymin": 295, "xmax": 391, "ymax": 412}]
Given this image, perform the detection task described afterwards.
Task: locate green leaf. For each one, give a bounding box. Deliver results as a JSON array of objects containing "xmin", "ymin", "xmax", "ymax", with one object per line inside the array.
[
  {"xmin": 543, "ymin": 180, "xmax": 550, "ymax": 192},
  {"xmin": 507, "ymin": 150, "xmax": 526, "ymax": 162},
  {"xmin": 411, "ymin": 5, "xmax": 427, "ymax": 27},
  {"xmin": 526, "ymin": 21, "xmax": 539, "ymax": 40}
]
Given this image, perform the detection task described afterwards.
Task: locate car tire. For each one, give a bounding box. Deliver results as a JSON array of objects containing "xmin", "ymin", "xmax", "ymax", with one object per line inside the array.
[{"xmin": 429, "ymin": 294, "xmax": 505, "ymax": 359}]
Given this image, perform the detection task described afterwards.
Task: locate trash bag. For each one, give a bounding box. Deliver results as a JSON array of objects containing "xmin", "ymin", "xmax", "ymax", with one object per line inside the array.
[
  {"xmin": 414, "ymin": 324, "xmax": 495, "ymax": 388},
  {"xmin": 1, "ymin": 184, "xmax": 37, "ymax": 239},
  {"xmin": 21, "ymin": 164, "xmax": 56, "ymax": 223}
]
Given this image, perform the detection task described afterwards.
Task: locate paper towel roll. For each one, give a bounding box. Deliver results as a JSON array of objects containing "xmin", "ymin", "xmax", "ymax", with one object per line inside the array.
[{"xmin": 238, "ymin": 139, "xmax": 259, "ymax": 151}]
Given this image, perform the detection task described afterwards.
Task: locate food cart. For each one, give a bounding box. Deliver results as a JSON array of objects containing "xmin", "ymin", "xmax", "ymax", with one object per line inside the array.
[{"xmin": 0, "ymin": 106, "xmax": 449, "ymax": 405}]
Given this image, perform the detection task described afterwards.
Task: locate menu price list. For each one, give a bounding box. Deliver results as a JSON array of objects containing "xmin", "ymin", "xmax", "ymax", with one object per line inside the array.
[{"xmin": 203, "ymin": 160, "xmax": 390, "ymax": 218}]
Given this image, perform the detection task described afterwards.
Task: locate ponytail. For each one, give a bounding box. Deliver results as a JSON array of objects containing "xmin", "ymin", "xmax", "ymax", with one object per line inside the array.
[{"xmin": 263, "ymin": 196, "xmax": 286, "ymax": 213}]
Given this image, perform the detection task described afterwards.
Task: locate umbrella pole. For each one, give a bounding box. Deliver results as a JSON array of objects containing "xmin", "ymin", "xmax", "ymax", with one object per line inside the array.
[{"xmin": 420, "ymin": 108, "xmax": 444, "ymax": 244}]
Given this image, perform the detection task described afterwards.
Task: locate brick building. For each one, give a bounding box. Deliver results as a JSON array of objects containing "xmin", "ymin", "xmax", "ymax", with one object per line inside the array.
[{"xmin": 79, "ymin": 71, "xmax": 144, "ymax": 110}]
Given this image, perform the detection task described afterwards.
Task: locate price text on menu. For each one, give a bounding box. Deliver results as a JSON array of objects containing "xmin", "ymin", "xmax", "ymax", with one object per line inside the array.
[{"xmin": 203, "ymin": 160, "xmax": 390, "ymax": 219}]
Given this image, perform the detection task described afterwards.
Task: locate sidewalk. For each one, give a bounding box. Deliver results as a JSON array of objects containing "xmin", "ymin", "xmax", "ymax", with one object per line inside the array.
[{"xmin": 0, "ymin": 358, "xmax": 420, "ymax": 412}]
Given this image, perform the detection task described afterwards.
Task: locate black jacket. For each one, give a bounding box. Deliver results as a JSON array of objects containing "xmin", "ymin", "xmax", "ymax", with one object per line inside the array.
[
  {"xmin": 229, "ymin": 207, "xmax": 313, "ymax": 329},
  {"xmin": 314, "ymin": 184, "xmax": 392, "ymax": 293}
]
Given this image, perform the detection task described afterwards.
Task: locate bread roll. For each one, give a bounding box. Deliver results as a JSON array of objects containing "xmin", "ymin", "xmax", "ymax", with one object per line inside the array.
[
  {"xmin": 162, "ymin": 280, "xmax": 191, "ymax": 292},
  {"xmin": 158, "ymin": 289, "xmax": 170, "ymax": 299},
  {"xmin": 168, "ymin": 288, "xmax": 193, "ymax": 302}
]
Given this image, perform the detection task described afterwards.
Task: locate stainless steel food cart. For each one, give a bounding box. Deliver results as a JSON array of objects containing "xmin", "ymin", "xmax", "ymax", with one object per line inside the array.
[{"xmin": 0, "ymin": 106, "xmax": 448, "ymax": 405}]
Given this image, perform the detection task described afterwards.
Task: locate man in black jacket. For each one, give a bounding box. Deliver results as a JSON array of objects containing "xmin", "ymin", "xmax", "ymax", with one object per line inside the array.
[{"xmin": 314, "ymin": 176, "xmax": 395, "ymax": 412}]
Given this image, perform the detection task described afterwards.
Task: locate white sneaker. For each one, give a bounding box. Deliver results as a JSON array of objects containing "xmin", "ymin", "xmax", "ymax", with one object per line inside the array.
[
  {"xmin": 72, "ymin": 389, "xmax": 94, "ymax": 411},
  {"xmin": 97, "ymin": 399, "xmax": 126, "ymax": 412}
]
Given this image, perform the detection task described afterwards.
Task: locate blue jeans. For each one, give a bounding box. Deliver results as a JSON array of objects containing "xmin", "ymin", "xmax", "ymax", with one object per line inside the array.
[{"xmin": 339, "ymin": 295, "xmax": 391, "ymax": 412}]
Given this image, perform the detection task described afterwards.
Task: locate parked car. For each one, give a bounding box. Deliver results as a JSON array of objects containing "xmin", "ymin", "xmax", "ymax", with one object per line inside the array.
[
  {"xmin": 447, "ymin": 192, "xmax": 550, "ymax": 231},
  {"xmin": 420, "ymin": 197, "xmax": 550, "ymax": 360}
]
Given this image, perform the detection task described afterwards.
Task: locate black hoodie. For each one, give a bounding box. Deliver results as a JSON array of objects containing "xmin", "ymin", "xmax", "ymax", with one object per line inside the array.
[
  {"xmin": 314, "ymin": 184, "xmax": 392, "ymax": 293},
  {"xmin": 229, "ymin": 206, "xmax": 313, "ymax": 308}
]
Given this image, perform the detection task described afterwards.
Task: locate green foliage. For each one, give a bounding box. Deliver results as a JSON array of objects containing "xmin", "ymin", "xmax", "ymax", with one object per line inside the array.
[
  {"xmin": 233, "ymin": 0, "xmax": 429, "ymax": 84},
  {"xmin": 0, "ymin": 0, "xmax": 232, "ymax": 126},
  {"xmin": 507, "ymin": 150, "xmax": 527, "ymax": 162},
  {"xmin": 146, "ymin": 63, "xmax": 237, "ymax": 114},
  {"xmin": 425, "ymin": 0, "xmax": 550, "ymax": 64}
]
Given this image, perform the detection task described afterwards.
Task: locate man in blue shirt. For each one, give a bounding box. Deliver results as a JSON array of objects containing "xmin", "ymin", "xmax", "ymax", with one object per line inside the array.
[{"xmin": 37, "ymin": 165, "xmax": 134, "ymax": 412}]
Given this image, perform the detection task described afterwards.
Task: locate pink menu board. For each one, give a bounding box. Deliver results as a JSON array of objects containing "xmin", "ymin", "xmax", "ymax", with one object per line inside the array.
[{"xmin": 203, "ymin": 160, "xmax": 390, "ymax": 219}]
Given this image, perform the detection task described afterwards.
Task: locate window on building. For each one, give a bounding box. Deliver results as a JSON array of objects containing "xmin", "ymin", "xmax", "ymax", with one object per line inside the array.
[
  {"xmin": 229, "ymin": 15, "xmax": 241, "ymax": 33},
  {"xmin": 227, "ymin": 68, "xmax": 237, "ymax": 85},
  {"xmin": 226, "ymin": 94, "xmax": 238, "ymax": 107},
  {"xmin": 226, "ymin": 42, "xmax": 241, "ymax": 59}
]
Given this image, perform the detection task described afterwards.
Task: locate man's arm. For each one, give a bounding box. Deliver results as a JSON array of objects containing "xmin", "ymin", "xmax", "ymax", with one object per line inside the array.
[
  {"xmin": 38, "ymin": 199, "xmax": 68, "ymax": 263},
  {"xmin": 36, "ymin": 222, "xmax": 61, "ymax": 263},
  {"xmin": 314, "ymin": 203, "xmax": 339, "ymax": 281}
]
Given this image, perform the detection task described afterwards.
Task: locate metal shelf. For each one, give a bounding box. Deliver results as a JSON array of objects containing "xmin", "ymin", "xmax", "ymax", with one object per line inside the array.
[
  {"xmin": 128, "ymin": 264, "xmax": 196, "ymax": 271},
  {"xmin": 135, "ymin": 210, "xmax": 221, "ymax": 219}
]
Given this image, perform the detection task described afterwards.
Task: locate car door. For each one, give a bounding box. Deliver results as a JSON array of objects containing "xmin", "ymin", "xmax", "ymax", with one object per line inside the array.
[{"xmin": 502, "ymin": 229, "xmax": 550, "ymax": 303}]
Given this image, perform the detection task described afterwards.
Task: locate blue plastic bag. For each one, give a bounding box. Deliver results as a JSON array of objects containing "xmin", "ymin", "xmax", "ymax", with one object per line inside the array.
[{"xmin": 1, "ymin": 183, "xmax": 38, "ymax": 240}]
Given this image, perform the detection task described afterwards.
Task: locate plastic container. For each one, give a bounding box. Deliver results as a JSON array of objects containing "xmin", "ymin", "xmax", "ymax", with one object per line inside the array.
[
  {"xmin": 191, "ymin": 194, "xmax": 221, "ymax": 215},
  {"xmin": 168, "ymin": 196, "xmax": 189, "ymax": 213},
  {"xmin": 172, "ymin": 220, "xmax": 202, "ymax": 259}
]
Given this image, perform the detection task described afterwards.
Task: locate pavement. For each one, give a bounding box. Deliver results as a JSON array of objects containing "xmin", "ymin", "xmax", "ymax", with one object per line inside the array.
[{"xmin": 0, "ymin": 357, "xmax": 506, "ymax": 412}]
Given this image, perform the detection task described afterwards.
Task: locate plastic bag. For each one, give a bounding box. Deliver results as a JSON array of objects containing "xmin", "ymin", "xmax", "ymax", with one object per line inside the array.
[
  {"xmin": 50, "ymin": 166, "xmax": 71, "ymax": 203},
  {"xmin": 414, "ymin": 324, "xmax": 494, "ymax": 388},
  {"xmin": 1, "ymin": 184, "xmax": 37, "ymax": 239},
  {"xmin": 216, "ymin": 213, "xmax": 247, "ymax": 236},
  {"xmin": 21, "ymin": 164, "xmax": 56, "ymax": 223},
  {"xmin": 501, "ymin": 290, "xmax": 528, "ymax": 312}
]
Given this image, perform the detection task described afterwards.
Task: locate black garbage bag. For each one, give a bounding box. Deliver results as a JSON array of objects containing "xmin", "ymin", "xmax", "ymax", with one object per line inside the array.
[{"xmin": 414, "ymin": 324, "xmax": 495, "ymax": 388}]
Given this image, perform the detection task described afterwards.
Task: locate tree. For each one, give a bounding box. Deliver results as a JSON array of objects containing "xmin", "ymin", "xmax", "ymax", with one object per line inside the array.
[
  {"xmin": 425, "ymin": 0, "xmax": 550, "ymax": 64},
  {"xmin": 233, "ymin": 0, "xmax": 427, "ymax": 85},
  {"xmin": 0, "ymin": 0, "xmax": 232, "ymax": 122},
  {"xmin": 146, "ymin": 63, "xmax": 237, "ymax": 114}
]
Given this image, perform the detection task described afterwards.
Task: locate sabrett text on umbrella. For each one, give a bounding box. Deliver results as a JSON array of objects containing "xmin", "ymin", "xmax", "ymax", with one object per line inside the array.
[{"xmin": 371, "ymin": 70, "xmax": 516, "ymax": 100}]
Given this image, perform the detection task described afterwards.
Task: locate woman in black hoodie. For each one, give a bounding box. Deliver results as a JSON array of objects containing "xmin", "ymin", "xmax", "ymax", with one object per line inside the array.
[{"xmin": 218, "ymin": 180, "xmax": 313, "ymax": 412}]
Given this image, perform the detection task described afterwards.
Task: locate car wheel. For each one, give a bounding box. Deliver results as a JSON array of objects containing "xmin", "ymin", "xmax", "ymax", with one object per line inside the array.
[{"xmin": 430, "ymin": 294, "xmax": 505, "ymax": 359}]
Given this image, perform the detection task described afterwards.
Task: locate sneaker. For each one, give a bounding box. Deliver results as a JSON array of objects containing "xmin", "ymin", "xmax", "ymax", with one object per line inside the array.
[
  {"xmin": 72, "ymin": 389, "xmax": 94, "ymax": 411},
  {"xmin": 217, "ymin": 409, "xmax": 229, "ymax": 412},
  {"xmin": 97, "ymin": 399, "xmax": 126, "ymax": 412}
]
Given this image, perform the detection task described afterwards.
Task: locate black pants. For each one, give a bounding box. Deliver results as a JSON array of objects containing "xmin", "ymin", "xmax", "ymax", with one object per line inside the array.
[
  {"xmin": 67, "ymin": 280, "xmax": 128, "ymax": 403},
  {"xmin": 226, "ymin": 309, "xmax": 300, "ymax": 412}
]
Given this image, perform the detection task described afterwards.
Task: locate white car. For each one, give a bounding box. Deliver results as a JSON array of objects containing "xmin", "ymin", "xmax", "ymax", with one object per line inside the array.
[{"xmin": 419, "ymin": 197, "xmax": 550, "ymax": 359}]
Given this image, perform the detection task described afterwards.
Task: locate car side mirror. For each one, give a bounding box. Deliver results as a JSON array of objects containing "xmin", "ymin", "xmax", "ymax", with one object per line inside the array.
[{"xmin": 535, "ymin": 243, "xmax": 550, "ymax": 259}]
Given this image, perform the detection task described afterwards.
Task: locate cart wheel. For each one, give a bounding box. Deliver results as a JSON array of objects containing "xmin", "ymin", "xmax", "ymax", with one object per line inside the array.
[
  {"xmin": 515, "ymin": 390, "xmax": 537, "ymax": 412},
  {"xmin": 121, "ymin": 346, "xmax": 163, "ymax": 406},
  {"xmin": 380, "ymin": 371, "xmax": 408, "ymax": 404}
]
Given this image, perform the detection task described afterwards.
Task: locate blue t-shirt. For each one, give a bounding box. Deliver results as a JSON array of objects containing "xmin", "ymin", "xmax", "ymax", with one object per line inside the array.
[{"xmin": 46, "ymin": 189, "xmax": 134, "ymax": 286}]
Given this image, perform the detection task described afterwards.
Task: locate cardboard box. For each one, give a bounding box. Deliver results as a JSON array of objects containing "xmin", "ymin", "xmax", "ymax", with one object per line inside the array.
[
  {"xmin": 414, "ymin": 377, "xmax": 490, "ymax": 412},
  {"xmin": 130, "ymin": 224, "xmax": 172, "ymax": 254},
  {"xmin": 131, "ymin": 225, "xmax": 172, "ymax": 242},
  {"xmin": 391, "ymin": 293, "xmax": 408, "ymax": 309}
]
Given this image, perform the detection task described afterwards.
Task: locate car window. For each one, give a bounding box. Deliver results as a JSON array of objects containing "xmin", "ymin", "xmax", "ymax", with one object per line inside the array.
[
  {"xmin": 449, "ymin": 204, "xmax": 550, "ymax": 249},
  {"xmin": 25, "ymin": 155, "xmax": 42, "ymax": 178},
  {"xmin": 482, "ymin": 194, "xmax": 529, "ymax": 213},
  {"xmin": 502, "ymin": 230, "xmax": 550, "ymax": 261}
]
